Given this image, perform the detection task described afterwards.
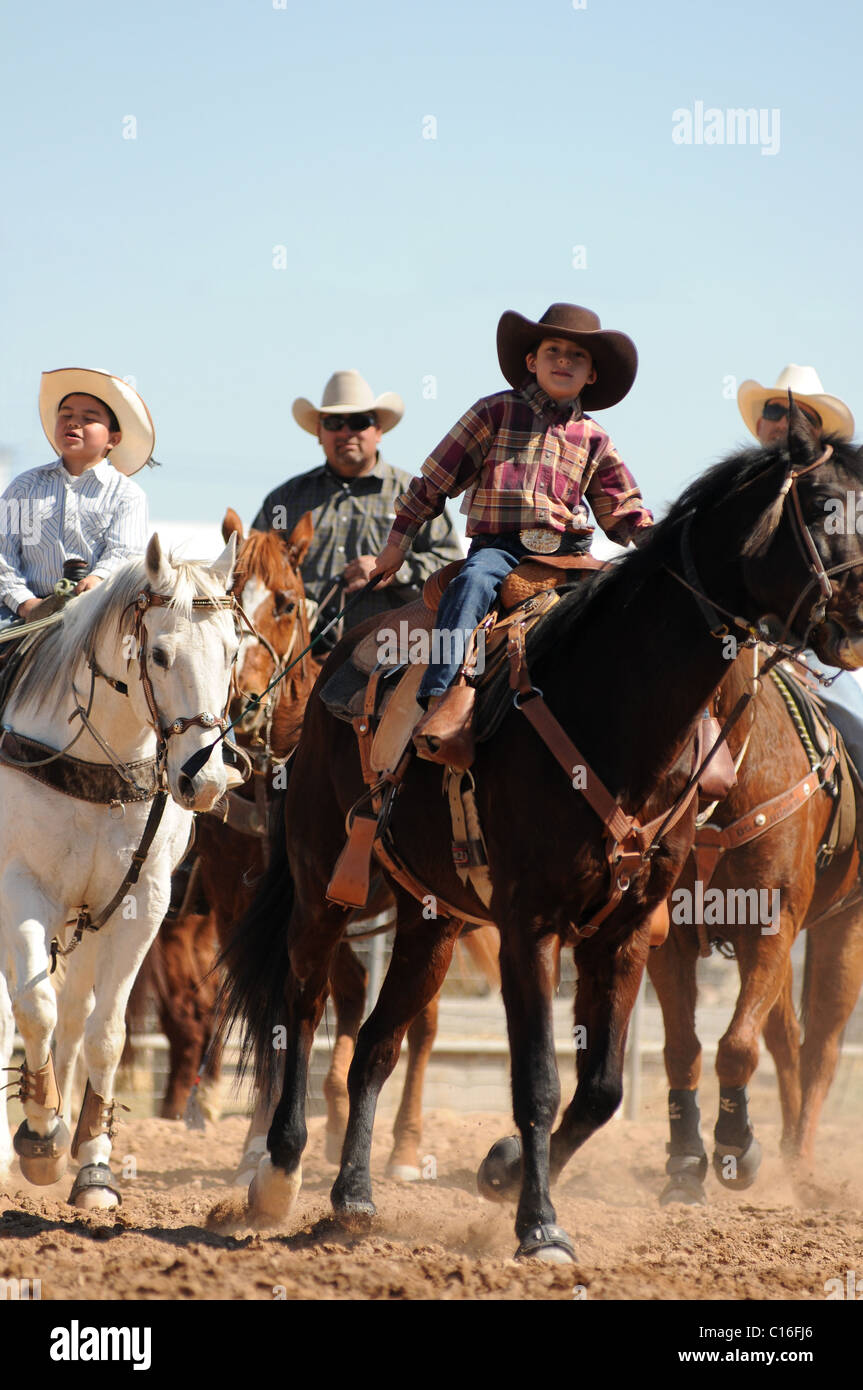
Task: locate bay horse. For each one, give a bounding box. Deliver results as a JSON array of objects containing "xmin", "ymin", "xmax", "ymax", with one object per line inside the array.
[
  {"xmin": 0, "ymin": 536, "xmax": 239, "ymax": 1208},
  {"xmin": 145, "ymin": 510, "xmax": 498, "ymax": 1183},
  {"xmin": 647, "ymin": 643, "xmax": 863, "ymax": 1204},
  {"xmin": 219, "ymin": 415, "xmax": 863, "ymax": 1260}
]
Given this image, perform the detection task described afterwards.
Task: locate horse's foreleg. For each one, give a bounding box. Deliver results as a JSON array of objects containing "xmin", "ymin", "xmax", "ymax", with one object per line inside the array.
[
  {"xmin": 761, "ymin": 957, "xmax": 802, "ymax": 1158},
  {"xmin": 386, "ymin": 991, "xmax": 439, "ymax": 1180},
  {"xmin": 796, "ymin": 911, "xmax": 863, "ymax": 1170},
  {"xmin": 330, "ymin": 904, "xmax": 460, "ymax": 1227},
  {"xmin": 53, "ymin": 949, "xmax": 95, "ymax": 1126},
  {"xmin": 324, "ymin": 942, "xmax": 368, "ymax": 1164},
  {"xmin": 3, "ymin": 890, "xmax": 70, "ymax": 1184},
  {"xmin": 0, "ymin": 972, "xmax": 16, "ymax": 1182},
  {"xmin": 646, "ymin": 921, "xmax": 708, "ymax": 1206},
  {"xmin": 711, "ymin": 908, "xmax": 798, "ymax": 1191}
]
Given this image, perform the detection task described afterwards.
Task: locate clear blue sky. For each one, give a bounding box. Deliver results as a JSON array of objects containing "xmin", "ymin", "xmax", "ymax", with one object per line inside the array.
[{"xmin": 1, "ymin": 0, "xmax": 860, "ymax": 537}]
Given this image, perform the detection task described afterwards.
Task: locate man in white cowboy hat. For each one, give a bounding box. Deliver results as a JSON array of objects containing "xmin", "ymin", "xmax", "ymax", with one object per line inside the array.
[
  {"xmin": 253, "ymin": 369, "xmax": 462, "ymax": 645},
  {"xmin": 0, "ymin": 368, "xmax": 152, "ymax": 625},
  {"xmin": 738, "ymin": 364, "xmax": 863, "ymax": 772}
]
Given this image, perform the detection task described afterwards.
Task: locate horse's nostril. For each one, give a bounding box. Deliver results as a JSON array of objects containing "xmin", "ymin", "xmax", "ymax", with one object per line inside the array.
[{"xmin": 178, "ymin": 772, "xmax": 194, "ymax": 800}]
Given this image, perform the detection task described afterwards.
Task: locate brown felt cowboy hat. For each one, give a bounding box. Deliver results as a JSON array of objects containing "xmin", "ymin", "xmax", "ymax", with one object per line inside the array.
[{"xmin": 496, "ymin": 303, "xmax": 638, "ymax": 410}]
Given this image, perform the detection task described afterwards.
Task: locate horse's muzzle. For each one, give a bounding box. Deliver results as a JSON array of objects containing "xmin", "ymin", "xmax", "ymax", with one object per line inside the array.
[{"xmin": 815, "ymin": 619, "xmax": 863, "ymax": 670}]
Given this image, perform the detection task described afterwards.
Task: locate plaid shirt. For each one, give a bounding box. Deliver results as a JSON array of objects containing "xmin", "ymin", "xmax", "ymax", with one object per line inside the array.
[
  {"xmin": 253, "ymin": 456, "xmax": 463, "ymax": 635},
  {"xmin": 388, "ymin": 381, "xmax": 653, "ymax": 552}
]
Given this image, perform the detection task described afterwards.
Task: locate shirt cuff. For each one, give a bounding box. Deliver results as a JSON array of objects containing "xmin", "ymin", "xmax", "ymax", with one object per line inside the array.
[
  {"xmin": 2, "ymin": 584, "xmax": 36, "ymax": 613},
  {"xmin": 386, "ymin": 524, "xmax": 417, "ymax": 555}
]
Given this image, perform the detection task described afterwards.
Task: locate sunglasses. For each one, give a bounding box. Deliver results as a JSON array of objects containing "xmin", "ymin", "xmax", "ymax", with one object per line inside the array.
[
  {"xmin": 321, "ymin": 412, "xmax": 377, "ymax": 433},
  {"xmin": 762, "ymin": 400, "xmax": 822, "ymax": 428}
]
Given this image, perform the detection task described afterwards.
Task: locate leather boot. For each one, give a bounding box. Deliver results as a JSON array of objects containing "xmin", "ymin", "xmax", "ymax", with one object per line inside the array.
[{"xmin": 413, "ymin": 684, "xmax": 476, "ymax": 770}]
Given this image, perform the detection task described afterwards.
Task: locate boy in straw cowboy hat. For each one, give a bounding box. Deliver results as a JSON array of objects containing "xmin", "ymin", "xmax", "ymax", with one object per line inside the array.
[
  {"xmin": 372, "ymin": 303, "xmax": 653, "ymax": 764},
  {"xmin": 0, "ymin": 369, "xmax": 152, "ymax": 626},
  {"xmin": 738, "ymin": 364, "xmax": 863, "ymax": 773}
]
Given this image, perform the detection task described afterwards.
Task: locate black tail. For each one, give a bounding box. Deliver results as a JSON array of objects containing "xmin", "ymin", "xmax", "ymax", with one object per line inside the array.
[{"xmin": 215, "ymin": 782, "xmax": 294, "ymax": 1099}]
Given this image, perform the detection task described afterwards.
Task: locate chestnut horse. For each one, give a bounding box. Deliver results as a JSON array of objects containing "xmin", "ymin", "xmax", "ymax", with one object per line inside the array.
[
  {"xmin": 219, "ymin": 417, "xmax": 863, "ymax": 1260},
  {"xmin": 647, "ymin": 643, "xmax": 863, "ymax": 1204},
  {"xmin": 144, "ymin": 510, "xmax": 498, "ymax": 1182}
]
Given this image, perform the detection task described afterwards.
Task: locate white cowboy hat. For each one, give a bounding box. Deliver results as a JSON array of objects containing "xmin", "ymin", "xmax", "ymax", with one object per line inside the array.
[
  {"xmin": 292, "ymin": 370, "xmax": 404, "ymax": 435},
  {"xmin": 737, "ymin": 365, "xmax": 854, "ymax": 442},
  {"xmin": 39, "ymin": 368, "xmax": 156, "ymax": 477}
]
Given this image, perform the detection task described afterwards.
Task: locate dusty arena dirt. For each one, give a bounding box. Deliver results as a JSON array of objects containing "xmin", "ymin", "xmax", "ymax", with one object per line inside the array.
[{"xmin": 2, "ymin": 1108, "xmax": 862, "ymax": 1302}]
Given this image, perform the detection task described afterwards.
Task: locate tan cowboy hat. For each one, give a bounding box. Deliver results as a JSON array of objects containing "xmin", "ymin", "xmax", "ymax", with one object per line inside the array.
[
  {"xmin": 737, "ymin": 365, "xmax": 854, "ymax": 442},
  {"xmin": 496, "ymin": 303, "xmax": 638, "ymax": 410},
  {"xmin": 292, "ymin": 370, "xmax": 404, "ymax": 435},
  {"xmin": 39, "ymin": 368, "xmax": 156, "ymax": 477}
]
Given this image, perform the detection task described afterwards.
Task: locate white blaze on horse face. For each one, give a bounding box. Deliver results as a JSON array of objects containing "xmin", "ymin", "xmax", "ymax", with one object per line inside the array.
[{"xmin": 237, "ymin": 575, "xmax": 271, "ymax": 678}]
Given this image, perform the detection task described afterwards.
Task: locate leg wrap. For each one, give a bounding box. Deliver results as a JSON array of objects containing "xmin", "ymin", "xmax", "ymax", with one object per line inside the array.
[
  {"xmin": 667, "ymin": 1087, "xmax": 706, "ymax": 1158},
  {"xmin": 17, "ymin": 1054, "xmax": 62, "ymax": 1113},
  {"xmin": 714, "ymin": 1085, "xmax": 752, "ymax": 1150},
  {"xmin": 71, "ymin": 1080, "xmax": 126, "ymax": 1159}
]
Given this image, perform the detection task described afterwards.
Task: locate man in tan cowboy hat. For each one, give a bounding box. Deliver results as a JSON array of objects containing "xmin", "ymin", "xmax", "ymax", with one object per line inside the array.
[
  {"xmin": 253, "ymin": 369, "xmax": 462, "ymax": 645},
  {"xmin": 738, "ymin": 364, "xmax": 863, "ymax": 771},
  {"xmin": 0, "ymin": 368, "xmax": 152, "ymax": 625},
  {"xmin": 372, "ymin": 303, "xmax": 653, "ymax": 765}
]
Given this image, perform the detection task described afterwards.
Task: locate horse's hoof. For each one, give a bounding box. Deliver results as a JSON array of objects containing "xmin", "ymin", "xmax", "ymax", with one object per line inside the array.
[
  {"xmin": 713, "ymin": 1134, "xmax": 762, "ymax": 1190},
  {"xmin": 232, "ymin": 1138, "xmax": 267, "ymax": 1188},
  {"xmin": 332, "ymin": 1198, "xmax": 376, "ymax": 1233},
  {"xmin": 477, "ymin": 1135, "xmax": 522, "ymax": 1203},
  {"xmin": 386, "ymin": 1162, "xmax": 422, "ymax": 1182},
  {"xmin": 515, "ymin": 1224, "xmax": 576, "ymax": 1264},
  {"xmin": 68, "ymin": 1163, "xmax": 121, "ymax": 1209},
  {"xmin": 660, "ymin": 1175, "xmax": 707, "ymax": 1207},
  {"xmin": 324, "ymin": 1129, "xmax": 344, "ymax": 1166},
  {"xmin": 247, "ymin": 1155, "xmax": 302, "ymax": 1221},
  {"xmin": 14, "ymin": 1119, "xmax": 70, "ymax": 1185},
  {"xmin": 660, "ymin": 1154, "xmax": 708, "ymax": 1206}
]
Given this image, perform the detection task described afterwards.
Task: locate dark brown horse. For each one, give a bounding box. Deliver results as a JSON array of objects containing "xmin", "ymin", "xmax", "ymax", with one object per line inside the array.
[
  {"xmin": 219, "ymin": 416, "xmax": 863, "ymax": 1260},
  {"xmin": 647, "ymin": 643, "xmax": 863, "ymax": 1204},
  {"xmin": 145, "ymin": 510, "xmax": 498, "ymax": 1182}
]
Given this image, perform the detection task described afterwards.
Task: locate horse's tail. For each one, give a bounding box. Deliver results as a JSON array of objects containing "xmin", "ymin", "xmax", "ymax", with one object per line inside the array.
[
  {"xmin": 458, "ymin": 925, "xmax": 500, "ymax": 991},
  {"xmin": 216, "ymin": 781, "xmax": 294, "ymax": 1099}
]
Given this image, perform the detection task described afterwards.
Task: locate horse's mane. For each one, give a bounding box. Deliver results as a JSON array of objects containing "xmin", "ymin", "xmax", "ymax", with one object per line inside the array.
[
  {"xmin": 10, "ymin": 553, "xmax": 229, "ymax": 717},
  {"xmin": 521, "ymin": 432, "xmax": 863, "ymax": 668},
  {"xmin": 232, "ymin": 528, "xmax": 298, "ymax": 595}
]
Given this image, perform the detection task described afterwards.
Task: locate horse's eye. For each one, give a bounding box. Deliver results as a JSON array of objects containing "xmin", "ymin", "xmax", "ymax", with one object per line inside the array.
[
  {"xmin": 274, "ymin": 590, "xmax": 296, "ymax": 617},
  {"xmin": 151, "ymin": 649, "xmax": 169, "ymax": 668}
]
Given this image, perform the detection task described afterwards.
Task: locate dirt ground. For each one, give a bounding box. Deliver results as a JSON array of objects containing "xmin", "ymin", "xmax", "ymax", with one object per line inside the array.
[{"xmin": 2, "ymin": 1106, "xmax": 862, "ymax": 1302}]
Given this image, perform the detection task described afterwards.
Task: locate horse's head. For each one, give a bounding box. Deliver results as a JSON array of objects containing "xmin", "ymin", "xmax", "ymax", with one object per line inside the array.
[
  {"xmin": 126, "ymin": 533, "xmax": 240, "ymax": 811},
  {"xmin": 222, "ymin": 508, "xmax": 313, "ymax": 736},
  {"xmin": 737, "ymin": 406, "xmax": 863, "ymax": 665}
]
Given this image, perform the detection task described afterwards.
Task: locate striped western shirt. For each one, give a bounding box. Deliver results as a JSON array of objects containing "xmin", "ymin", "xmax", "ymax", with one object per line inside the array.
[
  {"xmin": 387, "ymin": 381, "xmax": 653, "ymax": 552},
  {"xmin": 0, "ymin": 458, "xmax": 148, "ymax": 616}
]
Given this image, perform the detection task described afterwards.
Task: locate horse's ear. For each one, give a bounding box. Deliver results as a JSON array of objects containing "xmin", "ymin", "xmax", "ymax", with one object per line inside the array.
[
  {"xmin": 210, "ymin": 531, "xmax": 237, "ymax": 589},
  {"xmin": 222, "ymin": 508, "xmax": 244, "ymax": 544},
  {"xmin": 786, "ymin": 391, "xmax": 822, "ymax": 465},
  {"xmin": 284, "ymin": 510, "xmax": 313, "ymax": 567},
  {"xmin": 145, "ymin": 534, "xmax": 174, "ymax": 592}
]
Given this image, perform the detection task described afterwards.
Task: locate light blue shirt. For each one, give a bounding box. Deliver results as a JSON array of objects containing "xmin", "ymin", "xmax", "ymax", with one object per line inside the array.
[{"xmin": 0, "ymin": 458, "xmax": 148, "ymax": 616}]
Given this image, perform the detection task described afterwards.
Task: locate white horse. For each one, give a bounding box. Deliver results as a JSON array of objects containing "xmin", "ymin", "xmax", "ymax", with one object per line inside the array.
[{"xmin": 0, "ymin": 534, "xmax": 239, "ymax": 1208}]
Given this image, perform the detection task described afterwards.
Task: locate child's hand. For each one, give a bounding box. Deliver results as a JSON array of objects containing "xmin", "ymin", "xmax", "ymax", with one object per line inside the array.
[
  {"xmin": 74, "ymin": 575, "xmax": 103, "ymax": 595},
  {"xmin": 370, "ymin": 543, "xmax": 406, "ymax": 585}
]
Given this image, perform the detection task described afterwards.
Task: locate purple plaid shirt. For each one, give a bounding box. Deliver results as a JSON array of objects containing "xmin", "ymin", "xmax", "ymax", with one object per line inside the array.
[{"xmin": 388, "ymin": 381, "xmax": 653, "ymax": 552}]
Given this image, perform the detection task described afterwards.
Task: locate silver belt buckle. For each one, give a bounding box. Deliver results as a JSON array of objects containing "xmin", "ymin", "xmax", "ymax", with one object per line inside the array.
[{"xmin": 519, "ymin": 528, "xmax": 561, "ymax": 555}]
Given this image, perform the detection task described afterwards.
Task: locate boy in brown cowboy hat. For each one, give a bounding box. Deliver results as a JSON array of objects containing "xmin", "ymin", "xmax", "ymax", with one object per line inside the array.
[{"xmin": 372, "ymin": 303, "xmax": 653, "ymax": 763}]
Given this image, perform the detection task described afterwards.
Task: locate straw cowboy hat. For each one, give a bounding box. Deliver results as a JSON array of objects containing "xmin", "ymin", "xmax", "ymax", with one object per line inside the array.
[
  {"xmin": 39, "ymin": 368, "xmax": 156, "ymax": 477},
  {"xmin": 496, "ymin": 303, "xmax": 638, "ymax": 410},
  {"xmin": 292, "ymin": 370, "xmax": 404, "ymax": 435},
  {"xmin": 737, "ymin": 365, "xmax": 854, "ymax": 442}
]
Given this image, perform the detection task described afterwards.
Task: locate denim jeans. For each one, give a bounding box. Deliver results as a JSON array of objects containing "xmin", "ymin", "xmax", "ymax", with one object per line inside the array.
[
  {"xmin": 807, "ymin": 651, "xmax": 863, "ymax": 777},
  {"xmin": 417, "ymin": 535, "xmax": 531, "ymax": 703}
]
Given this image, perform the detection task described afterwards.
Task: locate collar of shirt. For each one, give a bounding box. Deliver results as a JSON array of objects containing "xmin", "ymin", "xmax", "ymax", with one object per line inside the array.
[
  {"xmin": 321, "ymin": 455, "xmax": 387, "ymax": 494},
  {"xmin": 519, "ymin": 380, "xmax": 583, "ymax": 426},
  {"xmin": 47, "ymin": 457, "xmax": 114, "ymax": 488}
]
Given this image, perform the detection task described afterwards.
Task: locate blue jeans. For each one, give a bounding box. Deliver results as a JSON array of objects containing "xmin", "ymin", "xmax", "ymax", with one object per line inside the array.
[
  {"xmin": 417, "ymin": 536, "xmax": 531, "ymax": 703},
  {"xmin": 808, "ymin": 652, "xmax": 863, "ymax": 777}
]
